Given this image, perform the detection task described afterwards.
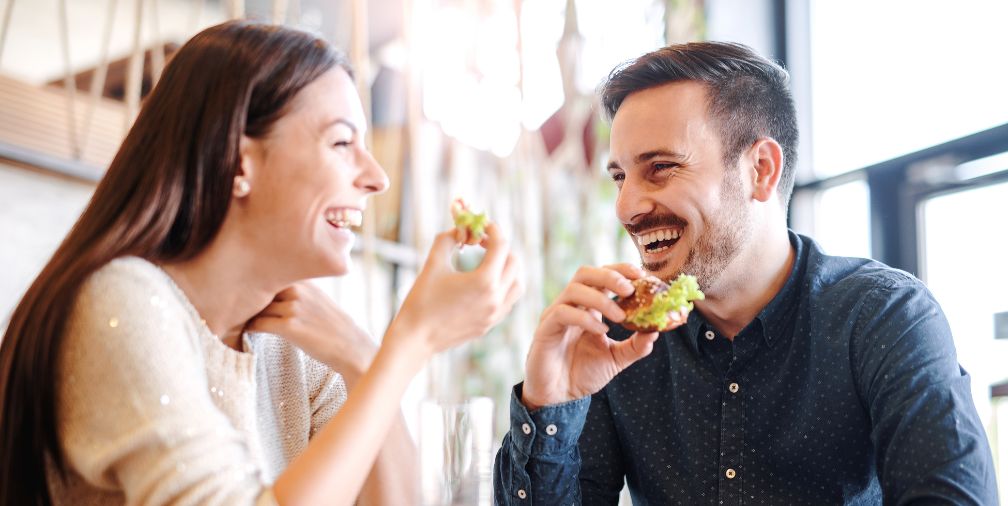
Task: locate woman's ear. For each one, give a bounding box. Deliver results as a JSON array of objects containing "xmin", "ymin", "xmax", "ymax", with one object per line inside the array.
[
  {"xmin": 748, "ymin": 137, "xmax": 784, "ymax": 203},
  {"xmin": 234, "ymin": 135, "xmax": 258, "ymax": 198}
]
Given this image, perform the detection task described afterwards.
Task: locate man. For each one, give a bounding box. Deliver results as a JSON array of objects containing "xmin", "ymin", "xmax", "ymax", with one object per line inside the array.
[{"xmin": 493, "ymin": 42, "xmax": 997, "ymax": 505}]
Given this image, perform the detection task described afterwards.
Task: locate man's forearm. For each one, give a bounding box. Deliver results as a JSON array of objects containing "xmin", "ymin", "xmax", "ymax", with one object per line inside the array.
[{"xmin": 493, "ymin": 383, "xmax": 592, "ymax": 505}]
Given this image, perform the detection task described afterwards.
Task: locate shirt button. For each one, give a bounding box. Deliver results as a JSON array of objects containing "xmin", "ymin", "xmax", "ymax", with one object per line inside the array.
[
  {"xmin": 521, "ymin": 423, "xmax": 531, "ymax": 435},
  {"xmin": 517, "ymin": 489, "xmax": 527, "ymax": 499},
  {"xmin": 728, "ymin": 382, "xmax": 739, "ymax": 394},
  {"xmin": 725, "ymin": 468, "xmax": 737, "ymax": 479},
  {"xmin": 705, "ymin": 330, "xmax": 716, "ymax": 340},
  {"xmin": 545, "ymin": 424, "xmax": 558, "ymax": 435}
]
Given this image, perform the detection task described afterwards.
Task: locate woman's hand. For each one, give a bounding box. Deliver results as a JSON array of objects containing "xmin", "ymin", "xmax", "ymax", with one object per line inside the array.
[
  {"xmin": 388, "ymin": 222, "xmax": 523, "ymax": 361},
  {"xmin": 247, "ymin": 282, "xmax": 378, "ymax": 383}
]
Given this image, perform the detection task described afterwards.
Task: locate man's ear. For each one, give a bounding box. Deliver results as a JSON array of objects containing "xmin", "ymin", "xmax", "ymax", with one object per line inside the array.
[{"xmin": 748, "ymin": 137, "xmax": 784, "ymax": 203}]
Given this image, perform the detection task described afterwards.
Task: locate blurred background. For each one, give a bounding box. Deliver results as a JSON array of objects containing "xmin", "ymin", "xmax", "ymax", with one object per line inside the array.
[{"xmin": 0, "ymin": 0, "xmax": 1006, "ymax": 501}]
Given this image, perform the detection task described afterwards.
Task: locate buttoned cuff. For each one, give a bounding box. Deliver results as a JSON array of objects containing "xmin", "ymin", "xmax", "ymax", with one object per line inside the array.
[{"xmin": 508, "ymin": 382, "xmax": 590, "ymax": 457}]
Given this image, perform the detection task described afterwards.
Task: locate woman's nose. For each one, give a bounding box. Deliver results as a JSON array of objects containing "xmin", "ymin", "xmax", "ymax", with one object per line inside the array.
[{"xmin": 357, "ymin": 149, "xmax": 389, "ymax": 194}]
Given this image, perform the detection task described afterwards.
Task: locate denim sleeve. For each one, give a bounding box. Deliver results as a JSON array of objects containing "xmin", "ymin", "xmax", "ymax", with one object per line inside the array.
[
  {"xmin": 852, "ymin": 277, "xmax": 998, "ymax": 505},
  {"xmin": 493, "ymin": 383, "xmax": 590, "ymax": 505}
]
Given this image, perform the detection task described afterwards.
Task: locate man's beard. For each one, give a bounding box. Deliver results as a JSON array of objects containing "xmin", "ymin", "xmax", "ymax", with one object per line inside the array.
[{"xmin": 640, "ymin": 171, "xmax": 753, "ymax": 290}]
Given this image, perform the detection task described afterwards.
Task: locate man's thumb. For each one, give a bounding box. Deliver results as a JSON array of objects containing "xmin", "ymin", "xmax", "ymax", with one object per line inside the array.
[{"xmin": 612, "ymin": 331, "xmax": 660, "ymax": 369}]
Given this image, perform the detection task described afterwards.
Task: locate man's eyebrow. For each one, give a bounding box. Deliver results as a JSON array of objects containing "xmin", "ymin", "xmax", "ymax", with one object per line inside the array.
[
  {"xmin": 635, "ymin": 149, "xmax": 688, "ymax": 164},
  {"xmin": 607, "ymin": 149, "xmax": 689, "ymax": 171}
]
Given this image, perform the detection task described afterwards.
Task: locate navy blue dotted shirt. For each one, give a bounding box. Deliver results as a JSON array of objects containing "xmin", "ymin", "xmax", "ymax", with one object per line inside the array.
[{"xmin": 494, "ymin": 231, "xmax": 997, "ymax": 505}]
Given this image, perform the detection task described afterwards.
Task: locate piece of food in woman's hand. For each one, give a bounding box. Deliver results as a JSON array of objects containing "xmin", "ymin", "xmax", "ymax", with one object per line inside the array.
[
  {"xmin": 616, "ymin": 274, "xmax": 705, "ymax": 332},
  {"xmin": 450, "ymin": 198, "xmax": 488, "ymax": 245}
]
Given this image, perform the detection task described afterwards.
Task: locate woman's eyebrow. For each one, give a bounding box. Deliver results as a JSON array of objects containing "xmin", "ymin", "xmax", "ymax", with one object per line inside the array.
[{"xmin": 320, "ymin": 117, "xmax": 359, "ymax": 133}]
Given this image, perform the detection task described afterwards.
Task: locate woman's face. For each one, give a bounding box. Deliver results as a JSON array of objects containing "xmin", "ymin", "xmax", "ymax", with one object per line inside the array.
[{"xmin": 237, "ymin": 67, "xmax": 388, "ymax": 280}]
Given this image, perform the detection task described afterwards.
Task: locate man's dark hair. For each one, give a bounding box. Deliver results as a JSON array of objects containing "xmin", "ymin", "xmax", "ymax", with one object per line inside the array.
[{"xmin": 600, "ymin": 41, "xmax": 798, "ymax": 209}]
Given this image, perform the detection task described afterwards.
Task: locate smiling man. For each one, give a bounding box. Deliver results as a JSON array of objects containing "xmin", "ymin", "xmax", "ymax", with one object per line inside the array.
[{"xmin": 493, "ymin": 42, "xmax": 997, "ymax": 505}]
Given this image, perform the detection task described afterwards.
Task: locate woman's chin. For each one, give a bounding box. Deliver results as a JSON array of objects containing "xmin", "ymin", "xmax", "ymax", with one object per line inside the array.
[{"xmin": 322, "ymin": 255, "xmax": 352, "ymax": 277}]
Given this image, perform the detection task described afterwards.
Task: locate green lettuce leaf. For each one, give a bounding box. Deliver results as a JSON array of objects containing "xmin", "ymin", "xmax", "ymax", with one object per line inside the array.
[
  {"xmin": 625, "ymin": 274, "xmax": 705, "ymax": 330},
  {"xmin": 454, "ymin": 209, "xmax": 488, "ymax": 239}
]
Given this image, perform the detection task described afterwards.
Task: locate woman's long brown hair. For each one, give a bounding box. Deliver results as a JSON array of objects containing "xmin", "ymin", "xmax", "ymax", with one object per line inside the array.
[{"xmin": 0, "ymin": 20, "xmax": 349, "ymax": 505}]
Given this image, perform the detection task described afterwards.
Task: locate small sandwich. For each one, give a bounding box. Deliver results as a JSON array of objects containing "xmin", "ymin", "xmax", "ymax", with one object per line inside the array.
[
  {"xmin": 451, "ymin": 198, "xmax": 488, "ymax": 246},
  {"xmin": 616, "ymin": 274, "xmax": 705, "ymax": 332}
]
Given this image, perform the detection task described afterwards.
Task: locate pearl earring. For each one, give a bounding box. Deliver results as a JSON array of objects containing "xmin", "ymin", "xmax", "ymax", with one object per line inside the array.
[{"xmin": 233, "ymin": 176, "xmax": 251, "ymax": 197}]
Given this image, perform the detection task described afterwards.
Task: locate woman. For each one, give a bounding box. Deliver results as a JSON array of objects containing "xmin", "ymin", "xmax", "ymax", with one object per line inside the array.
[{"xmin": 0, "ymin": 21, "xmax": 521, "ymax": 505}]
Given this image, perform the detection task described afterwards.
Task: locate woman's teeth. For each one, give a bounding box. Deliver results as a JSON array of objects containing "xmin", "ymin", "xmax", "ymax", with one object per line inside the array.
[{"xmin": 325, "ymin": 208, "xmax": 363, "ymax": 228}]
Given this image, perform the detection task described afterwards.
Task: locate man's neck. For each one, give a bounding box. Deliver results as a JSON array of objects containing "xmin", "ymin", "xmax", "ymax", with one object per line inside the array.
[{"xmin": 695, "ymin": 226, "xmax": 795, "ymax": 339}]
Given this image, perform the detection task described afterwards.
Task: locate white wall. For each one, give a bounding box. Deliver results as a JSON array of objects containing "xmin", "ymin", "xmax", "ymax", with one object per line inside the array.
[
  {"xmin": 0, "ymin": 163, "xmax": 94, "ymax": 325},
  {"xmin": 704, "ymin": 0, "xmax": 776, "ymax": 58}
]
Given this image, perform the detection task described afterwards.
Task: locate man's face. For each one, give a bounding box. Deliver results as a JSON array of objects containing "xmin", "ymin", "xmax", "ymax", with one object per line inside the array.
[{"xmin": 607, "ymin": 81, "xmax": 753, "ymax": 289}]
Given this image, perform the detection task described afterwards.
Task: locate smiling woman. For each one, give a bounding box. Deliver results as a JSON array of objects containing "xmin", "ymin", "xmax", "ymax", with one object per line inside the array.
[{"xmin": 0, "ymin": 20, "xmax": 522, "ymax": 506}]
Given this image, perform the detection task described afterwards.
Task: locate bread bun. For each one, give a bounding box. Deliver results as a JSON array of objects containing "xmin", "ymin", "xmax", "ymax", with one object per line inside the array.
[
  {"xmin": 616, "ymin": 274, "xmax": 705, "ymax": 332},
  {"xmin": 616, "ymin": 276, "xmax": 671, "ymax": 332}
]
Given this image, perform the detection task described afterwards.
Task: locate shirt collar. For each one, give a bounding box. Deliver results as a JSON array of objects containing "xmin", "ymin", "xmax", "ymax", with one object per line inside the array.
[
  {"xmin": 681, "ymin": 230, "xmax": 809, "ymax": 351},
  {"xmin": 753, "ymin": 230, "xmax": 807, "ymax": 348}
]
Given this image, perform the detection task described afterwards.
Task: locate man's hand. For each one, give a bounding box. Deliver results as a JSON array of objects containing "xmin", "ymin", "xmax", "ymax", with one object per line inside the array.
[
  {"xmin": 247, "ymin": 282, "xmax": 377, "ymax": 384},
  {"xmin": 521, "ymin": 263, "xmax": 687, "ymax": 410}
]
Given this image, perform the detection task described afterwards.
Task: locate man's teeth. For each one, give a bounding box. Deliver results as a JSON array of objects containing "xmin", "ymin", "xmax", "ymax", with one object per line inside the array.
[
  {"xmin": 638, "ymin": 228, "xmax": 681, "ymax": 247},
  {"xmin": 325, "ymin": 208, "xmax": 363, "ymax": 228}
]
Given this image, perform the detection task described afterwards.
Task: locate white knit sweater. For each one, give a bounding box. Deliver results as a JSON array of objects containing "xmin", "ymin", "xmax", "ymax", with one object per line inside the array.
[{"xmin": 47, "ymin": 257, "xmax": 348, "ymax": 505}]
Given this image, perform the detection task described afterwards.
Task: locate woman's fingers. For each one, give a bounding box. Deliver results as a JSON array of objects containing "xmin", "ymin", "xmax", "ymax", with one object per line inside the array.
[
  {"xmin": 476, "ymin": 222, "xmax": 508, "ymax": 275},
  {"xmin": 254, "ymin": 300, "xmax": 295, "ymax": 318},
  {"xmin": 424, "ymin": 229, "xmax": 462, "ymax": 271},
  {"xmin": 246, "ymin": 313, "xmax": 284, "ymax": 334}
]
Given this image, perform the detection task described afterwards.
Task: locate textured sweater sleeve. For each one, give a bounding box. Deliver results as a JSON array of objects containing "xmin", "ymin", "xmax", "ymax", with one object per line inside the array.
[
  {"xmin": 304, "ymin": 356, "xmax": 348, "ymax": 439},
  {"xmin": 55, "ymin": 260, "xmax": 276, "ymax": 506}
]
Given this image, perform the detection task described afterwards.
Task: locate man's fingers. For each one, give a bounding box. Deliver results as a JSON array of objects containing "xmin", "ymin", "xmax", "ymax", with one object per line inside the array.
[
  {"xmin": 610, "ymin": 331, "xmax": 659, "ymax": 369},
  {"xmin": 543, "ymin": 304, "xmax": 609, "ymax": 336},
  {"xmin": 570, "ymin": 265, "xmax": 635, "ymax": 298},
  {"xmin": 602, "ymin": 263, "xmax": 647, "ymax": 282},
  {"xmin": 555, "ymin": 283, "xmax": 626, "ymax": 322}
]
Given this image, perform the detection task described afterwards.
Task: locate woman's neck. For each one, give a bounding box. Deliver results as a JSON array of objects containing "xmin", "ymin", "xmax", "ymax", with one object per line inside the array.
[{"xmin": 160, "ymin": 242, "xmax": 284, "ymax": 350}]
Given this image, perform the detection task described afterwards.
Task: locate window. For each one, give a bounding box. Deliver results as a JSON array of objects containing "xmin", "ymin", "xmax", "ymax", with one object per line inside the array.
[
  {"xmin": 920, "ymin": 180, "xmax": 1008, "ymax": 428},
  {"xmin": 808, "ymin": 0, "xmax": 1008, "ymax": 177},
  {"xmin": 790, "ymin": 178, "xmax": 872, "ymax": 258}
]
